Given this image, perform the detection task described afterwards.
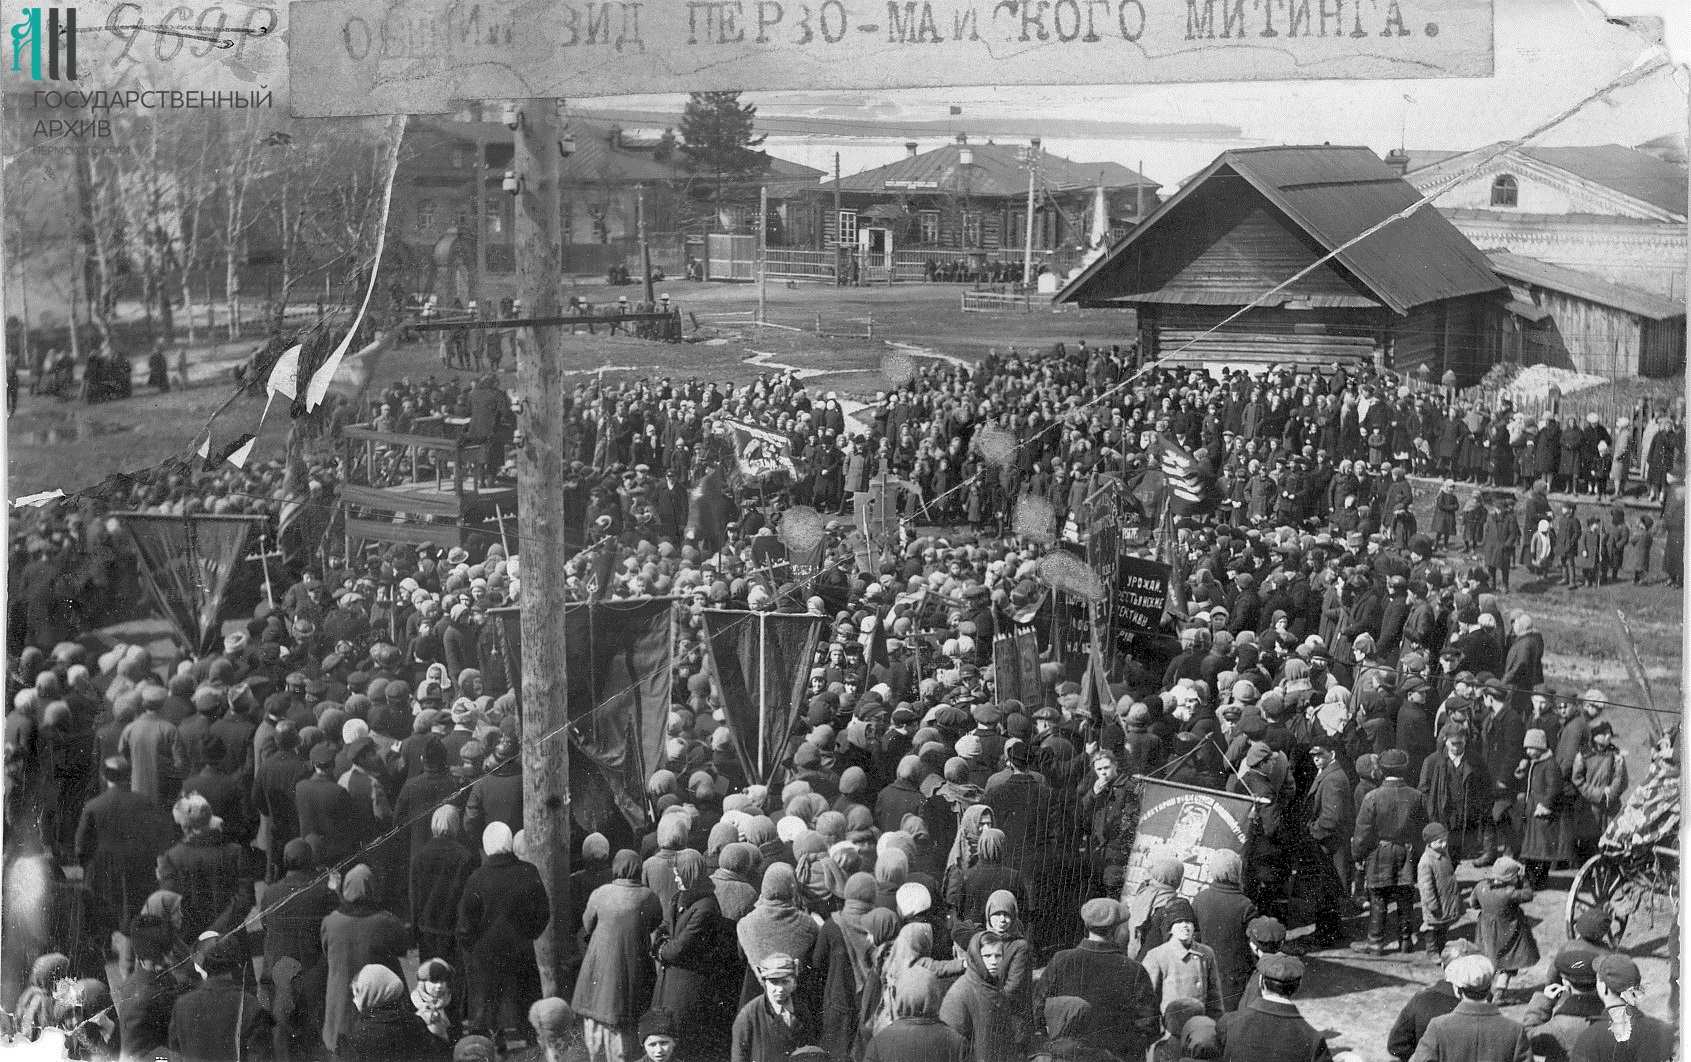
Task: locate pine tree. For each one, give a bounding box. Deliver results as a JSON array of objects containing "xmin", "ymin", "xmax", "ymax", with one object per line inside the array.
[{"xmin": 677, "ymin": 92, "xmax": 770, "ymax": 210}]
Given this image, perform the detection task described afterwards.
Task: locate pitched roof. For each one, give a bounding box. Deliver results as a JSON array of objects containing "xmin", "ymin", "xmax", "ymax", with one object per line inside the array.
[
  {"xmin": 822, "ymin": 142, "xmax": 1158, "ymax": 199},
  {"xmin": 1059, "ymin": 145, "xmax": 1505, "ymax": 315},
  {"xmin": 1408, "ymin": 143, "xmax": 1687, "ymax": 219},
  {"xmin": 1485, "ymin": 251, "xmax": 1685, "ymax": 321}
]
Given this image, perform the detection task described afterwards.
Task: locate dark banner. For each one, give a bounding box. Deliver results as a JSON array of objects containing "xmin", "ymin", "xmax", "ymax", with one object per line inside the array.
[
  {"xmin": 1112, "ymin": 554, "xmax": 1172, "ymax": 656},
  {"xmin": 563, "ymin": 599, "xmax": 677, "ymax": 831},
  {"xmin": 1121, "ymin": 779, "xmax": 1266, "ymax": 910},
  {"xmin": 700, "ymin": 610, "xmax": 827, "ymax": 787},
  {"xmin": 992, "ymin": 627, "xmax": 1044, "ymax": 709},
  {"xmin": 117, "ymin": 514, "xmax": 262, "ymax": 655},
  {"xmin": 491, "ymin": 606, "xmax": 522, "ymax": 701}
]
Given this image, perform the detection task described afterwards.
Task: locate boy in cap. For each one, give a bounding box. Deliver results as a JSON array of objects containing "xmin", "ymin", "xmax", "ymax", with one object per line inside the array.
[
  {"xmin": 638, "ymin": 1008, "xmax": 680, "ymax": 1062},
  {"xmin": 1238, "ymin": 917, "xmax": 1285, "ymax": 1011},
  {"xmin": 732, "ymin": 953, "xmax": 819, "ymax": 1062},
  {"xmin": 1143, "ymin": 898, "xmax": 1224, "ymax": 1019},
  {"xmin": 1416, "ymin": 823, "xmax": 1462, "ymax": 957},
  {"xmin": 1215, "ymin": 954, "xmax": 1328, "ymax": 1062}
]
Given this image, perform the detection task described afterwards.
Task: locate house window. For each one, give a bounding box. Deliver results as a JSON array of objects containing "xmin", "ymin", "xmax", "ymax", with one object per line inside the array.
[
  {"xmin": 918, "ymin": 210, "xmax": 940, "ymax": 244},
  {"xmin": 452, "ymin": 149, "xmax": 467, "ymax": 169},
  {"xmin": 1491, "ymin": 174, "xmax": 1519, "ymax": 207},
  {"xmin": 837, "ymin": 210, "xmax": 857, "ymax": 246},
  {"xmin": 485, "ymin": 200, "xmax": 504, "ymax": 235},
  {"xmin": 416, "ymin": 198, "xmax": 436, "ymax": 233}
]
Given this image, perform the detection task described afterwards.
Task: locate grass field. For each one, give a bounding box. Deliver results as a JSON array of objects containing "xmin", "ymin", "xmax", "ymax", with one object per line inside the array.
[{"xmin": 8, "ymin": 280, "xmax": 1681, "ymax": 1060}]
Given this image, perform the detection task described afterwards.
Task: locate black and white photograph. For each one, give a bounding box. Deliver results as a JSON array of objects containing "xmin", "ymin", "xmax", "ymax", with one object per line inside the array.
[{"xmin": 2, "ymin": 0, "xmax": 1687, "ymax": 1058}]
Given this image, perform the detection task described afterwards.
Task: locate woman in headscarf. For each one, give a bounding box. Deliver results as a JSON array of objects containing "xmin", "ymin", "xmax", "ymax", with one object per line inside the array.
[
  {"xmin": 653, "ymin": 849, "xmax": 732, "ymax": 1051},
  {"xmin": 1035, "ymin": 997, "xmax": 1114, "ymax": 1062},
  {"xmin": 712, "ymin": 841, "xmax": 761, "ymax": 922},
  {"xmin": 873, "ymin": 922, "xmax": 966, "ymax": 1036},
  {"xmin": 948, "ymin": 828, "xmax": 1024, "ymax": 942},
  {"xmin": 872, "ymin": 847, "xmax": 910, "ymax": 913},
  {"xmin": 736, "ymin": 862, "xmax": 821, "ymax": 1007},
  {"xmin": 794, "ymin": 831, "xmax": 849, "ymax": 916},
  {"xmin": 846, "ymin": 804, "xmax": 880, "ymax": 864},
  {"xmin": 320, "ymin": 864, "xmax": 412, "ymax": 1054},
  {"xmin": 340, "ymin": 964, "xmax": 450, "ymax": 1061},
  {"xmin": 459, "ymin": 822, "xmax": 551, "ymax": 1047},
  {"xmin": 1190, "ymin": 849, "xmax": 1256, "ymax": 1012},
  {"xmin": 982, "ymin": 890, "xmax": 1033, "ymax": 1025},
  {"xmin": 814, "ymin": 871, "xmax": 880, "ymax": 1059},
  {"xmin": 643, "ymin": 810, "xmax": 692, "ymax": 911},
  {"xmin": 1134, "ymin": 857, "xmax": 1187, "ymax": 961},
  {"xmin": 572, "ymin": 850, "xmax": 663, "ymax": 1062},
  {"xmin": 900, "ymin": 813, "xmax": 944, "ymax": 880},
  {"xmin": 942, "ymin": 804, "xmax": 993, "ymax": 900},
  {"xmin": 863, "ymin": 966, "xmax": 970, "ymax": 1061}
]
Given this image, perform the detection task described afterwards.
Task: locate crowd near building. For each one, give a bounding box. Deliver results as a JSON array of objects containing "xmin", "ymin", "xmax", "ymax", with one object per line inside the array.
[{"xmin": 4, "ymin": 329, "xmax": 1683, "ymax": 1062}]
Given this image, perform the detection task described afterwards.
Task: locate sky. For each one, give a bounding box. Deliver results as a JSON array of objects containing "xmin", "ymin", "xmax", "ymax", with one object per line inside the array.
[{"xmin": 577, "ymin": 0, "xmax": 1690, "ymax": 190}]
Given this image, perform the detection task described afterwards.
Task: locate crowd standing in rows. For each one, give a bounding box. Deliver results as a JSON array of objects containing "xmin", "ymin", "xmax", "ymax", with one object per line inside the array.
[{"xmin": 3, "ymin": 343, "xmax": 1681, "ymax": 1062}]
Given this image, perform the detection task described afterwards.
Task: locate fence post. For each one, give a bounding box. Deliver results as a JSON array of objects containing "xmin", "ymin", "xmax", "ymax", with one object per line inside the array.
[{"xmin": 867, "ymin": 314, "xmax": 873, "ymax": 339}]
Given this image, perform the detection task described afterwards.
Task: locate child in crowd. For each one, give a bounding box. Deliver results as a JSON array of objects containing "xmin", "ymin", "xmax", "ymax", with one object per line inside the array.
[
  {"xmin": 1416, "ymin": 822, "xmax": 1463, "ymax": 957},
  {"xmin": 1470, "ymin": 856, "xmax": 1539, "ymax": 1004}
]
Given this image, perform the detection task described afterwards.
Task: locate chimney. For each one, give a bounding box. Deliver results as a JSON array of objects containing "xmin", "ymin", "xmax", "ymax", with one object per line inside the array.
[
  {"xmin": 608, "ymin": 124, "xmax": 623, "ymax": 149},
  {"xmin": 1384, "ymin": 148, "xmax": 1410, "ymax": 177},
  {"xmin": 955, "ymin": 132, "xmax": 967, "ymax": 144},
  {"xmin": 905, "ymin": 141, "xmax": 918, "ymax": 158}
]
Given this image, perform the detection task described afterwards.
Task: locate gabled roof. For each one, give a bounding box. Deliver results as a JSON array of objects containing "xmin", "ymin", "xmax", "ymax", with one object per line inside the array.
[
  {"xmin": 821, "ymin": 141, "xmax": 1158, "ymax": 199},
  {"xmin": 1486, "ymin": 251, "xmax": 1685, "ymax": 321},
  {"xmin": 1058, "ymin": 145, "xmax": 1505, "ymax": 315},
  {"xmin": 1408, "ymin": 143, "xmax": 1687, "ymax": 219}
]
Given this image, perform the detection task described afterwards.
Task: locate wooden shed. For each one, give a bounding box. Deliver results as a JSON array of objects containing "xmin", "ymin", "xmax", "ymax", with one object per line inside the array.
[
  {"xmin": 1056, "ymin": 146, "xmax": 1509, "ymax": 381},
  {"xmin": 1486, "ymin": 251, "xmax": 1686, "ymax": 378}
]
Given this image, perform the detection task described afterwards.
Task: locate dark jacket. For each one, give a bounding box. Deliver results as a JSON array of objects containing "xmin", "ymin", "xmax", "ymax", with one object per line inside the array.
[
  {"xmin": 464, "ymin": 759, "xmax": 523, "ymax": 839},
  {"xmin": 393, "ymin": 767, "xmax": 464, "ymax": 860},
  {"xmin": 732, "ymin": 994, "xmax": 821, "ymax": 1062},
  {"xmin": 866, "ymin": 1016, "xmax": 973, "ymax": 1062},
  {"xmin": 157, "ymin": 831, "xmax": 253, "ymax": 939},
  {"xmin": 116, "ymin": 966, "xmax": 180, "ymax": 1062},
  {"xmin": 295, "ymin": 771, "xmax": 364, "ymax": 866},
  {"xmin": 252, "ymin": 749, "xmax": 312, "ymax": 850},
  {"xmin": 1388, "ymin": 980, "xmax": 1458, "ymax": 1060},
  {"xmin": 939, "ymin": 931, "xmax": 1027, "ymax": 1062},
  {"xmin": 167, "ymin": 974, "xmax": 275, "ymax": 1062},
  {"xmin": 263, "ymin": 869, "xmax": 337, "ymax": 971},
  {"xmin": 339, "ymin": 1001, "xmax": 452, "ymax": 1061},
  {"xmin": 1037, "ymin": 939, "xmax": 1159, "ymax": 1061},
  {"xmin": 1351, "ymin": 778, "xmax": 1427, "ymax": 889},
  {"xmin": 413, "ymin": 835, "xmax": 477, "ymax": 938},
  {"xmin": 1409, "ymin": 998, "xmax": 1530, "ymax": 1062},
  {"xmin": 653, "ymin": 885, "xmax": 731, "ymax": 1029},
  {"xmin": 1217, "ymin": 997, "xmax": 1332, "ymax": 1062},
  {"xmin": 457, "ymin": 851, "xmax": 551, "ymax": 962},
  {"xmin": 1191, "ymin": 878, "xmax": 1259, "ymax": 1012},
  {"xmin": 75, "ymin": 783, "xmax": 173, "ymax": 933}
]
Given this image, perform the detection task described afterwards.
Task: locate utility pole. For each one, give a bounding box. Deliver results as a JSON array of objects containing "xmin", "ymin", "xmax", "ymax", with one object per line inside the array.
[
  {"xmin": 1137, "ymin": 159, "xmax": 1145, "ymax": 223},
  {"xmin": 757, "ymin": 184, "xmax": 768, "ymax": 325},
  {"xmin": 833, "ymin": 152, "xmax": 843, "ymax": 287},
  {"xmin": 474, "ymin": 104, "xmax": 489, "ymax": 308},
  {"xmin": 638, "ymin": 183, "xmax": 655, "ymax": 306},
  {"xmin": 1022, "ymin": 139, "xmax": 1039, "ymax": 289},
  {"xmin": 511, "ymin": 96, "xmax": 572, "ymax": 999}
]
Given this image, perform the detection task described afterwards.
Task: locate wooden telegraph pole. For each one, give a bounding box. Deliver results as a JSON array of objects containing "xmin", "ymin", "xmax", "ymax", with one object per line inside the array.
[{"xmin": 512, "ymin": 97, "xmax": 572, "ymax": 997}]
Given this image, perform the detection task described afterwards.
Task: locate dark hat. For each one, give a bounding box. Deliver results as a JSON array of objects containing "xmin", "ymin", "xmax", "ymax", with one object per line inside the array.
[
  {"xmin": 1574, "ymin": 906, "xmax": 1612, "ymax": 944},
  {"xmin": 1554, "ymin": 942, "xmax": 1602, "ymax": 989},
  {"xmin": 1594, "ymin": 953, "xmax": 1641, "ymax": 993},
  {"xmin": 972, "ymin": 704, "xmax": 1003, "ymax": 726},
  {"xmin": 310, "ymin": 742, "xmax": 338, "ymax": 768},
  {"xmin": 1379, "ymin": 748, "xmax": 1410, "ymax": 775},
  {"xmin": 1033, "ymin": 706, "xmax": 1061, "ymax": 722},
  {"xmin": 637, "ymin": 1008, "xmax": 679, "ymax": 1041},
  {"xmin": 1423, "ymin": 822, "xmax": 1449, "ymax": 844},
  {"xmin": 1257, "ymin": 954, "xmax": 1304, "ymax": 982},
  {"xmin": 1247, "ymin": 916, "xmax": 1286, "ymax": 944},
  {"xmin": 1164, "ymin": 898, "xmax": 1197, "ymax": 926}
]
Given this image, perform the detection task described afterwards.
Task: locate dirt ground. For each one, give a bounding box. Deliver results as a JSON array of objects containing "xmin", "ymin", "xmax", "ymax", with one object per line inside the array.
[{"xmin": 10, "ymin": 280, "xmax": 1681, "ymax": 1059}]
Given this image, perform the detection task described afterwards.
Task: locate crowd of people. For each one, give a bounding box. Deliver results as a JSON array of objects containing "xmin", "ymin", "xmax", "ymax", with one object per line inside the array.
[{"xmin": 2, "ymin": 342, "xmax": 1682, "ymax": 1062}]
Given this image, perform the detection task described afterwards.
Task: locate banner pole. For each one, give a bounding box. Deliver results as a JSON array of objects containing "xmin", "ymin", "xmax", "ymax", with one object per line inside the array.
[
  {"xmin": 757, "ymin": 612, "xmax": 769, "ymax": 783},
  {"xmin": 259, "ymin": 533, "xmax": 275, "ymax": 608}
]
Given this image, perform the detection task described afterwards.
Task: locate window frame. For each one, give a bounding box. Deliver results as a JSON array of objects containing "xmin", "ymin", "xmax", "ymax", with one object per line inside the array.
[
  {"xmin": 837, "ymin": 210, "xmax": 858, "ymax": 246},
  {"xmin": 1490, "ymin": 174, "xmax": 1519, "ymax": 208}
]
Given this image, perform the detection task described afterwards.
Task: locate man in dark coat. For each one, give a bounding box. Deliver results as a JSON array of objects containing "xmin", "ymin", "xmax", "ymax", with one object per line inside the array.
[
  {"xmin": 252, "ymin": 722, "xmax": 312, "ymax": 882},
  {"xmin": 262, "ymin": 838, "xmax": 337, "ymax": 979},
  {"xmin": 1475, "ymin": 683, "xmax": 1526, "ymax": 867},
  {"xmin": 1037, "ymin": 899, "xmax": 1159, "ymax": 1062},
  {"xmin": 876, "ymin": 755, "xmax": 929, "ymax": 834},
  {"xmin": 1350, "ymin": 748, "xmax": 1427, "ymax": 955},
  {"xmin": 75, "ymin": 756, "xmax": 172, "ymax": 947},
  {"xmin": 1500, "ymin": 615, "xmax": 1545, "ymax": 716},
  {"xmin": 457, "ymin": 821, "xmax": 550, "ymax": 1043},
  {"xmin": 1191, "ymin": 849, "xmax": 1259, "ymax": 1011},
  {"xmin": 1418, "ymin": 724, "xmax": 1491, "ymax": 863},
  {"xmin": 1216, "ymin": 954, "xmax": 1331, "ymax": 1062},
  {"xmin": 983, "ymin": 743, "xmax": 1061, "ymax": 875},
  {"xmin": 464, "ymin": 734, "xmax": 524, "ymax": 840},
  {"xmin": 295, "ymin": 741, "xmax": 364, "ymax": 866},
  {"xmin": 394, "ymin": 737, "xmax": 464, "ymax": 862},
  {"xmin": 115, "ymin": 915, "xmax": 183, "ymax": 1062},
  {"xmin": 1387, "ymin": 941, "xmax": 1477, "ymax": 1061},
  {"xmin": 168, "ymin": 933, "xmax": 274, "ymax": 1062},
  {"xmin": 1303, "ymin": 738, "xmax": 1354, "ymax": 948}
]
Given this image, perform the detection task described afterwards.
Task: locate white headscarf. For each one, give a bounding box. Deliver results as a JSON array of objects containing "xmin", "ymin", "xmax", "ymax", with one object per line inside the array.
[{"xmin": 482, "ymin": 822, "xmax": 515, "ymax": 857}]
